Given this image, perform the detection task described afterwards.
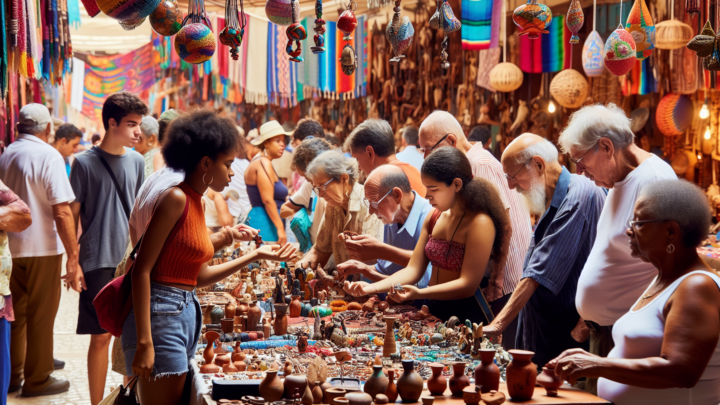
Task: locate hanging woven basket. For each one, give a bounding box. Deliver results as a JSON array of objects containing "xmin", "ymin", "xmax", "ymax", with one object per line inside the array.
[
  {"xmin": 655, "ymin": 94, "xmax": 694, "ymax": 136},
  {"xmin": 97, "ymin": 0, "xmax": 161, "ymax": 21},
  {"xmin": 655, "ymin": 19, "xmax": 693, "ymax": 50},
  {"xmin": 489, "ymin": 62, "xmax": 524, "ymax": 92},
  {"xmin": 549, "ymin": 69, "xmax": 589, "ymax": 109}
]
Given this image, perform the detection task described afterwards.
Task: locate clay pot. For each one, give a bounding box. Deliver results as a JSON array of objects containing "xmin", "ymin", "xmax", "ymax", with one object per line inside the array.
[
  {"xmin": 506, "ymin": 350, "xmax": 537, "ymax": 401},
  {"xmin": 462, "ymin": 387, "xmax": 480, "ymax": 405},
  {"xmin": 374, "ymin": 394, "xmax": 389, "ymax": 404},
  {"xmin": 421, "ymin": 397, "xmax": 435, "ymax": 405},
  {"xmin": 397, "ymin": 359, "xmax": 423, "ymax": 403},
  {"xmin": 247, "ymin": 301, "xmax": 262, "ymax": 332},
  {"xmin": 383, "ymin": 317, "xmax": 397, "ymax": 358},
  {"xmin": 378, "ymin": 301, "xmax": 389, "ymax": 312},
  {"xmin": 385, "ymin": 370, "xmax": 398, "ymax": 402},
  {"xmin": 427, "ymin": 363, "xmax": 447, "ymax": 396},
  {"xmin": 200, "ymin": 331, "xmax": 220, "ymax": 373},
  {"xmin": 215, "ymin": 353, "xmax": 231, "ymax": 367},
  {"xmin": 225, "ymin": 300, "xmax": 237, "ymax": 319},
  {"xmin": 537, "ymin": 367, "xmax": 563, "ymax": 397},
  {"xmin": 284, "ymin": 374, "xmax": 309, "ymax": 401},
  {"xmin": 303, "ymin": 379, "xmax": 314, "ymax": 405},
  {"xmin": 290, "ymin": 295, "xmax": 303, "ymax": 317},
  {"xmin": 232, "ymin": 342, "xmax": 245, "ymax": 362},
  {"xmin": 263, "ymin": 317, "xmax": 272, "ymax": 338},
  {"xmin": 284, "ymin": 360, "xmax": 294, "ymax": 376},
  {"xmin": 234, "ymin": 361, "xmax": 247, "ymax": 371},
  {"xmin": 223, "ymin": 362, "xmax": 238, "ymax": 373},
  {"xmin": 449, "ymin": 362, "xmax": 470, "ymax": 397},
  {"xmin": 221, "ymin": 318, "xmax": 234, "ymax": 334},
  {"xmin": 334, "ymin": 397, "xmax": 349, "ymax": 405},
  {"xmin": 474, "ymin": 349, "xmax": 499, "ymax": 393},
  {"xmin": 362, "ymin": 296, "xmax": 379, "ymax": 312},
  {"xmin": 363, "ymin": 365, "xmax": 389, "ymax": 399},
  {"xmin": 480, "ymin": 390, "xmax": 506, "ymax": 405},
  {"xmin": 275, "ymin": 304, "xmax": 289, "ymax": 335},
  {"xmin": 346, "ymin": 392, "xmax": 372, "ymax": 405},
  {"xmin": 236, "ymin": 300, "xmax": 249, "ymax": 316},
  {"xmin": 311, "ymin": 381, "xmax": 323, "ymax": 404},
  {"xmin": 210, "ymin": 305, "xmax": 225, "ymax": 324},
  {"xmin": 320, "ymin": 381, "xmax": 334, "ymax": 403},
  {"xmin": 260, "ymin": 369, "xmax": 284, "ymax": 401},
  {"xmin": 325, "ymin": 388, "xmax": 347, "ymax": 405}
]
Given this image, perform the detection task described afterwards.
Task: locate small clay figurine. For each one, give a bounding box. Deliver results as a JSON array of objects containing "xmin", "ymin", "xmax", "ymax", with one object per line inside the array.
[
  {"xmin": 298, "ymin": 335, "xmax": 308, "ymax": 352},
  {"xmin": 312, "ymin": 314, "xmax": 323, "ymax": 340},
  {"xmin": 284, "ymin": 360, "xmax": 294, "ymax": 375}
]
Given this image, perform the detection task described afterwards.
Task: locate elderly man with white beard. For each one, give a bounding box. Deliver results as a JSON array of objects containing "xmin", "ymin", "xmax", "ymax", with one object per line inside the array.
[{"xmin": 483, "ymin": 133, "xmax": 606, "ymax": 368}]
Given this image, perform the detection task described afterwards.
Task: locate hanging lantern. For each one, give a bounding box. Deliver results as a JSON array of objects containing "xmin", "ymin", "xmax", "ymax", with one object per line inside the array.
[
  {"xmin": 97, "ymin": 0, "xmax": 161, "ymax": 21},
  {"xmin": 604, "ymin": 26, "xmax": 636, "ymax": 76},
  {"xmin": 549, "ymin": 69, "xmax": 589, "ymax": 109},
  {"xmin": 655, "ymin": 94, "xmax": 694, "ymax": 136},
  {"xmin": 311, "ymin": 0, "xmax": 326, "ymax": 53},
  {"xmin": 175, "ymin": 0, "xmax": 215, "ymax": 64},
  {"xmin": 285, "ymin": 0, "xmax": 306, "ymax": 62},
  {"xmin": 386, "ymin": 0, "xmax": 414, "ymax": 62},
  {"xmin": 150, "ymin": 0, "xmax": 183, "ymax": 36},
  {"xmin": 219, "ymin": 0, "xmax": 247, "ymax": 60},
  {"xmin": 265, "ymin": 0, "xmax": 300, "ymax": 26},
  {"xmin": 625, "ymin": 0, "xmax": 655, "ymax": 60},
  {"xmin": 582, "ymin": 30, "xmax": 605, "ymax": 76},
  {"xmin": 337, "ymin": 1, "xmax": 358, "ymax": 76},
  {"xmin": 513, "ymin": 0, "xmax": 553, "ymax": 39},
  {"xmin": 655, "ymin": 19, "xmax": 693, "ymax": 49},
  {"xmin": 566, "ymin": 0, "xmax": 584, "ymax": 44},
  {"xmin": 489, "ymin": 62, "xmax": 524, "ymax": 92}
]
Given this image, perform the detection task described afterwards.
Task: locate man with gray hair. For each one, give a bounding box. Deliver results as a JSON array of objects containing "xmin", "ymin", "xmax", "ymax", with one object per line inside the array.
[
  {"xmin": 559, "ymin": 103, "xmax": 675, "ymax": 393},
  {"xmin": 136, "ymin": 115, "xmax": 161, "ymax": 179},
  {"xmin": 337, "ymin": 165, "xmax": 433, "ymax": 291},
  {"xmin": 484, "ymin": 133, "xmax": 606, "ymax": 368}
]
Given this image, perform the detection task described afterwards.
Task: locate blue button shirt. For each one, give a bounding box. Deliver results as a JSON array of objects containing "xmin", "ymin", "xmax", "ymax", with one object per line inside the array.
[
  {"xmin": 396, "ymin": 146, "xmax": 425, "ymax": 173},
  {"xmin": 376, "ymin": 191, "xmax": 433, "ymax": 288},
  {"xmin": 516, "ymin": 167, "xmax": 606, "ymax": 367}
]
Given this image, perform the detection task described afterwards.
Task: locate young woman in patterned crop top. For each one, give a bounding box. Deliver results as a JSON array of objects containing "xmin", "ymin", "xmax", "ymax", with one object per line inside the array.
[
  {"xmin": 345, "ymin": 147, "xmax": 511, "ymax": 324},
  {"xmin": 123, "ymin": 111, "xmax": 297, "ymax": 405}
]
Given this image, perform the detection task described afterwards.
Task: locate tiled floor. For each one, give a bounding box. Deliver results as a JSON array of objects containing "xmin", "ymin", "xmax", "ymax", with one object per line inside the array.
[{"xmin": 7, "ymin": 282, "xmax": 124, "ymax": 405}]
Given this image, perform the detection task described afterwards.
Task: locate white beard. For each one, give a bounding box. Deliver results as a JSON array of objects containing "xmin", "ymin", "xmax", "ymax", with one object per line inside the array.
[{"xmin": 518, "ymin": 179, "xmax": 547, "ymax": 216}]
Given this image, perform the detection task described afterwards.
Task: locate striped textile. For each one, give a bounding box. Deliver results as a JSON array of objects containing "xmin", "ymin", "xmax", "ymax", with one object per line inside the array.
[
  {"xmin": 336, "ymin": 28, "xmax": 355, "ymax": 94},
  {"xmin": 267, "ymin": 22, "xmax": 292, "ymax": 105},
  {"xmin": 621, "ymin": 57, "xmax": 657, "ymax": 95},
  {"xmin": 461, "ymin": 0, "xmax": 502, "ymax": 50},
  {"xmin": 519, "ymin": 15, "xmax": 571, "ymax": 73},
  {"xmin": 355, "ymin": 15, "xmax": 368, "ymax": 96},
  {"xmin": 245, "ymin": 17, "xmax": 269, "ymax": 105},
  {"xmin": 465, "ymin": 144, "xmax": 532, "ymax": 296}
]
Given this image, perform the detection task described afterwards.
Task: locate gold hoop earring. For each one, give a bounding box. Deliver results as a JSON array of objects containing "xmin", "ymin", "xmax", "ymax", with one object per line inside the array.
[
  {"xmin": 203, "ymin": 172, "xmax": 213, "ymax": 195},
  {"xmin": 666, "ymin": 244, "xmax": 675, "ymax": 254}
]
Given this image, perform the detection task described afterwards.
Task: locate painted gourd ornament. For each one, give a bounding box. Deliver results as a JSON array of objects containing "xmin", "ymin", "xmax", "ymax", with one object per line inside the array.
[
  {"xmin": 655, "ymin": 94, "xmax": 694, "ymax": 136},
  {"xmin": 340, "ymin": 44, "xmax": 358, "ymax": 75},
  {"xmin": 219, "ymin": 27, "xmax": 244, "ymax": 60},
  {"xmin": 150, "ymin": 0, "xmax": 183, "ymax": 36},
  {"xmin": 265, "ymin": 0, "xmax": 300, "ymax": 26},
  {"xmin": 604, "ymin": 26, "xmax": 636, "ymax": 76},
  {"xmin": 513, "ymin": 0, "xmax": 552, "ymax": 39},
  {"xmin": 625, "ymin": 0, "xmax": 654, "ymax": 60},
  {"xmin": 566, "ymin": 0, "xmax": 584, "ymax": 44},
  {"xmin": 687, "ymin": 21, "xmax": 717, "ymax": 58},
  {"xmin": 220, "ymin": 0, "xmax": 247, "ymax": 60},
  {"xmin": 429, "ymin": 0, "xmax": 441, "ymax": 30},
  {"xmin": 175, "ymin": 23, "xmax": 216, "ymax": 64},
  {"xmin": 97, "ymin": 0, "xmax": 161, "ymax": 21},
  {"xmin": 441, "ymin": 0, "xmax": 461, "ymax": 33},
  {"xmin": 386, "ymin": 0, "xmax": 414, "ymax": 63},
  {"xmin": 337, "ymin": 8, "xmax": 358, "ymax": 37},
  {"xmin": 311, "ymin": 0, "xmax": 326, "ymax": 54},
  {"xmin": 337, "ymin": 1, "xmax": 358, "ymax": 76},
  {"xmin": 582, "ymin": 30, "xmax": 605, "ymax": 76},
  {"xmin": 285, "ymin": 0, "xmax": 306, "ymax": 62}
]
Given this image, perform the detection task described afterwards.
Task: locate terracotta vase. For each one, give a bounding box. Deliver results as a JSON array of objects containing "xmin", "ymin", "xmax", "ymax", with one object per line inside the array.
[
  {"xmin": 537, "ymin": 367, "xmax": 563, "ymax": 397},
  {"xmin": 284, "ymin": 374, "xmax": 309, "ymax": 400},
  {"xmin": 303, "ymin": 379, "xmax": 314, "ymax": 405},
  {"xmin": 320, "ymin": 381, "xmax": 334, "ymax": 403},
  {"xmin": 448, "ymin": 362, "xmax": 469, "ymax": 397},
  {"xmin": 247, "ymin": 301, "xmax": 262, "ymax": 332},
  {"xmin": 374, "ymin": 394, "xmax": 389, "ymax": 404},
  {"xmin": 364, "ymin": 365, "xmax": 389, "ymax": 399},
  {"xmin": 385, "ymin": 370, "xmax": 398, "ymax": 403},
  {"xmin": 474, "ymin": 349, "xmax": 499, "ymax": 393},
  {"xmin": 284, "ymin": 360, "xmax": 294, "ymax": 376},
  {"xmin": 290, "ymin": 295, "xmax": 303, "ymax": 317},
  {"xmin": 210, "ymin": 305, "xmax": 225, "ymax": 324},
  {"xmin": 234, "ymin": 361, "xmax": 247, "ymax": 371},
  {"xmin": 223, "ymin": 362, "xmax": 238, "ymax": 373},
  {"xmin": 312, "ymin": 381, "xmax": 324, "ymax": 404},
  {"xmin": 221, "ymin": 318, "xmax": 234, "ymax": 334},
  {"xmin": 427, "ymin": 363, "xmax": 447, "ymax": 396},
  {"xmin": 397, "ymin": 359, "xmax": 423, "ymax": 403},
  {"xmin": 215, "ymin": 353, "xmax": 231, "ymax": 367},
  {"xmin": 263, "ymin": 317, "xmax": 272, "ymax": 338},
  {"xmin": 506, "ymin": 350, "xmax": 537, "ymax": 401},
  {"xmin": 236, "ymin": 300, "xmax": 249, "ymax": 316},
  {"xmin": 225, "ymin": 300, "xmax": 237, "ymax": 319},
  {"xmin": 383, "ymin": 316, "xmax": 397, "ymax": 357},
  {"xmin": 325, "ymin": 388, "xmax": 347, "ymax": 405},
  {"xmin": 275, "ymin": 304, "xmax": 289, "ymax": 335},
  {"xmin": 200, "ymin": 331, "xmax": 220, "ymax": 373},
  {"xmin": 260, "ymin": 369, "xmax": 284, "ymax": 401},
  {"xmin": 334, "ymin": 397, "xmax": 349, "ymax": 405},
  {"xmin": 346, "ymin": 392, "xmax": 373, "ymax": 405},
  {"xmin": 232, "ymin": 342, "xmax": 245, "ymax": 362}
]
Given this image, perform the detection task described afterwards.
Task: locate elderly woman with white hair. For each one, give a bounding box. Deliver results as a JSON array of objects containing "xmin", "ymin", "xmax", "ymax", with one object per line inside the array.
[
  {"xmin": 136, "ymin": 115, "xmax": 161, "ymax": 179},
  {"xmin": 549, "ymin": 179, "xmax": 720, "ymax": 405},
  {"xmin": 298, "ymin": 150, "xmax": 383, "ymax": 271}
]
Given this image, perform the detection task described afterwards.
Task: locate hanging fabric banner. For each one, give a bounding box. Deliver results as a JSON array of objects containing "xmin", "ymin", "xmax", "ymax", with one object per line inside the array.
[
  {"xmin": 461, "ymin": 0, "xmax": 502, "ymax": 49},
  {"xmin": 245, "ymin": 17, "xmax": 269, "ymax": 105},
  {"xmin": 519, "ymin": 14, "xmax": 570, "ymax": 73},
  {"xmin": 621, "ymin": 56, "xmax": 657, "ymax": 95},
  {"xmin": 70, "ymin": 57, "xmax": 85, "ymax": 111}
]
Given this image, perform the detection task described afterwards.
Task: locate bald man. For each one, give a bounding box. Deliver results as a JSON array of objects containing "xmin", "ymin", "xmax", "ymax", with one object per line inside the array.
[
  {"xmin": 418, "ymin": 111, "xmax": 532, "ymax": 350},
  {"xmin": 483, "ymin": 133, "xmax": 606, "ymax": 368},
  {"xmin": 337, "ymin": 165, "xmax": 432, "ymax": 289}
]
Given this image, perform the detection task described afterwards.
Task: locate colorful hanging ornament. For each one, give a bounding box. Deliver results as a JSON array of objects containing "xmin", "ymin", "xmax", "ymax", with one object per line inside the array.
[
  {"xmin": 286, "ymin": 0, "xmax": 306, "ymax": 62},
  {"xmin": 219, "ymin": 0, "xmax": 247, "ymax": 60},
  {"xmin": 489, "ymin": 62, "xmax": 524, "ymax": 92},
  {"xmin": 385, "ymin": 0, "xmax": 414, "ymax": 62},
  {"xmin": 337, "ymin": 1, "xmax": 358, "ymax": 75},
  {"xmin": 566, "ymin": 0, "xmax": 584, "ymax": 44},
  {"xmin": 441, "ymin": 0, "xmax": 462, "ymax": 32},
  {"xmin": 311, "ymin": 0, "xmax": 326, "ymax": 53},
  {"xmin": 655, "ymin": 94, "xmax": 694, "ymax": 136},
  {"xmin": 625, "ymin": 0, "xmax": 654, "ymax": 60},
  {"xmin": 96, "ymin": 0, "xmax": 161, "ymax": 21},
  {"xmin": 582, "ymin": 30, "xmax": 605, "ymax": 76},
  {"xmin": 150, "ymin": 0, "xmax": 183, "ymax": 37},
  {"xmin": 513, "ymin": 0, "xmax": 552, "ymax": 39},
  {"xmin": 265, "ymin": 0, "xmax": 300, "ymax": 26},
  {"xmin": 549, "ymin": 69, "xmax": 589, "ymax": 108},
  {"xmin": 429, "ymin": 0, "xmax": 441, "ymax": 30},
  {"xmin": 604, "ymin": 25, "xmax": 636, "ymax": 76},
  {"xmin": 687, "ymin": 21, "xmax": 717, "ymax": 58},
  {"xmin": 119, "ymin": 16, "xmax": 146, "ymax": 31},
  {"xmin": 175, "ymin": 0, "xmax": 215, "ymax": 64}
]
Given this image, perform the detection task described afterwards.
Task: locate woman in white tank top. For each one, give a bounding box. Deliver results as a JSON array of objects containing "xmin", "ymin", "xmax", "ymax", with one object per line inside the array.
[{"xmin": 547, "ymin": 179, "xmax": 720, "ymax": 405}]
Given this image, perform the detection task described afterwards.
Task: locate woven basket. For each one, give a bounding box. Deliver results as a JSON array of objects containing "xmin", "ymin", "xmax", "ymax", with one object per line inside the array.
[
  {"xmin": 549, "ymin": 69, "xmax": 589, "ymax": 109},
  {"xmin": 655, "ymin": 93, "xmax": 694, "ymax": 136},
  {"xmin": 655, "ymin": 19, "xmax": 693, "ymax": 50},
  {"xmin": 489, "ymin": 62, "xmax": 524, "ymax": 92}
]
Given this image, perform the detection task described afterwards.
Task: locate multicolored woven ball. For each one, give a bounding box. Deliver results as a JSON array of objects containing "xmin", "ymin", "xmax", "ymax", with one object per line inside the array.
[
  {"xmin": 175, "ymin": 23, "xmax": 216, "ymax": 64},
  {"xmin": 265, "ymin": 0, "xmax": 300, "ymax": 26},
  {"xmin": 97, "ymin": 0, "xmax": 161, "ymax": 21},
  {"xmin": 149, "ymin": 0, "xmax": 183, "ymax": 37},
  {"xmin": 604, "ymin": 28, "xmax": 636, "ymax": 76},
  {"xmin": 656, "ymin": 94, "xmax": 694, "ymax": 136}
]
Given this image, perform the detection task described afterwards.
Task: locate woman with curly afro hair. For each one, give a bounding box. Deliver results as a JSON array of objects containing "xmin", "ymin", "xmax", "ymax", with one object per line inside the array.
[{"xmin": 121, "ymin": 110, "xmax": 296, "ymax": 404}]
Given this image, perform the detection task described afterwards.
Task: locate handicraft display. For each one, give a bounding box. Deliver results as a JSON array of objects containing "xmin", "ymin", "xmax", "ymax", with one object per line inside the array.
[
  {"xmin": 582, "ymin": 31, "xmax": 605, "ymax": 76},
  {"xmin": 337, "ymin": 1, "xmax": 359, "ymax": 75},
  {"xmin": 625, "ymin": 0, "xmax": 655, "ymax": 60},
  {"xmin": 566, "ymin": 0, "xmax": 584, "ymax": 44},
  {"xmin": 604, "ymin": 26, "xmax": 637, "ymax": 76},
  {"xmin": 219, "ymin": 0, "xmax": 248, "ymax": 60},
  {"xmin": 175, "ymin": 0, "xmax": 215, "ymax": 64},
  {"xmin": 385, "ymin": 0, "xmax": 415, "ymax": 62},
  {"xmin": 512, "ymin": 0, "xmax": 553, "ymax": 39},
  {"xmin": 311, "ymin": 0, "xmax": 327, "ymax": 53},
  {"xmin": 150, "ymin": 0, "xmax": 183, "ymax": 37},
  {"xmin": 286, "ymin": 0, "xmax": 307, "ymax": 62}
]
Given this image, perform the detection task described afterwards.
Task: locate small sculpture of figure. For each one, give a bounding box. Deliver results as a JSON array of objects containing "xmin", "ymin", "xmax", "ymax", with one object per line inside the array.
[
  {"xmin": 292, "ymin": 279, "xmax": 301, "ymax": 296},
  {"xmin": 298, "ymin": 335, "xmax": 308, "ymax": 352}
]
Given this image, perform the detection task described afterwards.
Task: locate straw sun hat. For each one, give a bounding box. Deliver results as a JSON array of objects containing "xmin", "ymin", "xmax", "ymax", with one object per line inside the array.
[{"xmin": 250, "ymin": 120, "xmax": 291, "ymax": 146}]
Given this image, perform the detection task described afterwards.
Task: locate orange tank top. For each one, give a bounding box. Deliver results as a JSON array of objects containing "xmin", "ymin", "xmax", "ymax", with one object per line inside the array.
[{"xmin": 151, "ymin": 182, "xmax": 214, "ymax": 286}]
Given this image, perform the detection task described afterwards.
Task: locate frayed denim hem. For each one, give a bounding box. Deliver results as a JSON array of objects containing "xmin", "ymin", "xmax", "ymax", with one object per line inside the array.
[{"xmin": 151, "ymin": 370, "xmax": 188, "ymax": 381}]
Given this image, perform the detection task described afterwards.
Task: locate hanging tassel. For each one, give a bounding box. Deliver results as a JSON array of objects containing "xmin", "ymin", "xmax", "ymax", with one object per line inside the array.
[{"xmin": 1, "ymin": 0, "xmax": 8, "ymax": 96}]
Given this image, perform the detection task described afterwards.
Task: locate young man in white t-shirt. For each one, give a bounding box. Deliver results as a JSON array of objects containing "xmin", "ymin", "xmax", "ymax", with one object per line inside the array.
[{"xmin": 558, "ymin": 104, "xmax": 676, "ymax": 394}]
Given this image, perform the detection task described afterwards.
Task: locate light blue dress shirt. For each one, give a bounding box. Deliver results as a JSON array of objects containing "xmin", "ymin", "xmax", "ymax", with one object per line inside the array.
[{"xmin": 396, "ymin": 146, "xmax": 424, "ymax": 173}]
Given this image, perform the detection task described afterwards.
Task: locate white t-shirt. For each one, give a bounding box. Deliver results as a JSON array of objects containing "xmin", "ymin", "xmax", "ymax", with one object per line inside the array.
[
  {"xmin": 288, "ymin": 181, "xmax": 326, "ymax": 244},
  {"xmin": 129, "ymin": 166, "xmax": 184, "ymax": 245},
  {"xmin": 0, "ymin": 134, "xmax": 75, "ymax": 257},
  {"xmin": 576, "ymin": 155, "xmax": 676, "ymax": 326},
  {"xmin": 223, "ymin": 158, "xmax": 251, "ymax": 219}
]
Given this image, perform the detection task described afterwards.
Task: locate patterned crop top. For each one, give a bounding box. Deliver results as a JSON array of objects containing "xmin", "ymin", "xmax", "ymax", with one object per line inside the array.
[{"xmin": 423, "ymin": 209, "xmax": 466, "ymax": 272}]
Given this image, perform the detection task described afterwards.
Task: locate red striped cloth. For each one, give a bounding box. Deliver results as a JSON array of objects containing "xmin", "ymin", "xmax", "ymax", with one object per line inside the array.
[{"xmin": 465, "ymin": 144, "xmax": 532, "ymax": 297}]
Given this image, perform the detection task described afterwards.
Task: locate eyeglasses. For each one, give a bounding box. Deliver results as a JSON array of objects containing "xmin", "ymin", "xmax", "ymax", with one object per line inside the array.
[
  {"xmin": 627, "ymin": 219, "xmax": 667, "ymax": 230},
  {"xmin": 363, "ymin": 189, "xmax": 393, "ymax": 209},
  {"xmin": 505, "ymin": 157, "xmax": 534, "ymax": 182},
  {"xmin": 312, "ymin": 178, "xmax": 336, "ymax": 195},
  {"xmin": 419, "ymin": 134, "xmax": 450, "ymax": 154},
  {"xmin": 570, "ymin": 146, "xmax": 596, "ymax": 166}
]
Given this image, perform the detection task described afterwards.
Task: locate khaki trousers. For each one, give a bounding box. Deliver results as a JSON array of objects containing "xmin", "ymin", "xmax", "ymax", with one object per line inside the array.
[{"xmin": 10, "ymin": 254, "xmax": 63, "ymax": 391}]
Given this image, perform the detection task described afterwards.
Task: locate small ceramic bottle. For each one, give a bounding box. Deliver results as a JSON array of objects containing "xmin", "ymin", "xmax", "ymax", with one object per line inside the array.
[
  {"xmin": 397, "ymin": 359, "xmax": 423, "ymax": 403},
  {"xmin": 448, "ymin": 362, "xmax": 469, "ymax": 397},
  {"xmin": 505, "ymin": 350, "xmax": 537, "ymax": 401}
]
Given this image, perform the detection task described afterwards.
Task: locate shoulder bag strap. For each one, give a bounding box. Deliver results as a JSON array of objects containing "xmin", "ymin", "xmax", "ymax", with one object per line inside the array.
[
  {"xmin": 93, "ymin": 148, "xmax": 132, "ymax": 219},
  {"xmin": 426, "ymin": 209, "xmax": 442, "ymax": 235}
]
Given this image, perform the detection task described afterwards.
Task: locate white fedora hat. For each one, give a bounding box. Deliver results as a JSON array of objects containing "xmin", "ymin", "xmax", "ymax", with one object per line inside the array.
[{"xmin": 250, "ymin": 120, "xmax": 291, "ymax": 146}]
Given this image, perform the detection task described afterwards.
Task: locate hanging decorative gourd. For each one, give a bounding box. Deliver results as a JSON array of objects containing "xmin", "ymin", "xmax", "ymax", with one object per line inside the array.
[
  {"xmin": 311, "ymin": 0, "xmax": 326, "ymax": 53},
  {"xmin": 429, "ymin": 0, "xmax": 441, "ymax": 30},
  {"xmin": 97, "ymin": 0, "xmax": 161, "ymax": 21},
  {"xmin": 512, "ymin": 0, "xmax": 552, "ymax": 39},
  {"xmin": 549, "ymin": 69, "xmax": 589, "ymax": 109},
  {"xmin": 439, "ymin": 0, "xmax": 461, "ymax": 69},
  {"xmin": 489, "ymin": 62, "xmax": 524, "ymax": 92},
  {"xmin": 625, "ymin": 0, "xmax": 654, "ymax": 60},
  {"xmin": 582, "ymin": 31, "xmax": 605, "ymax": 76},
  {"xmin": 219, "ymin": 0, "xmax": 247, "ymax": 60},
  {"xmin": 604, "ymin": 25, "xmax": 636, "ymax": 76},
  {"xmin": 386, "ymin": 0, "xmax": 415, "ymax": 62},
  {"xmin": 337, "ymin": 1, "xmax": 358, "ymax": 75},
  {"xmin": 687, "ymin": 21, "xmax": 717, "ymax": 58},
  {"xmin": 655, "ymin": 94, "xmax": 694, "ymax": 136},
  {"xmin": 286, "ymin": 0, "xmax": 306, "ymax": 62},
  {"xmin": 150, "ymin": 0, "xmax": 183, "ymax": 36},
  {"xmin": 265, "ymin": 0, "xmax": 300, "ymax": 26},
  {"xmin": 566, "ymin": 0, "xmax": 584, "ymax": 44},
  {"xmin": 175, "ymin": 0, "xmax": 216, "ymax": 64}
]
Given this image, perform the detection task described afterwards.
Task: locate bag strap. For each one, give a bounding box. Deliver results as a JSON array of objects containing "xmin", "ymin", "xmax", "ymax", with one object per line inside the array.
[
  {"xmin": 427, "ymin": 209, "xmax": 442, "ymax": 235},
  {"xmin": 93, "ymin": 148, "xmax": 132, "ymax": 219}
]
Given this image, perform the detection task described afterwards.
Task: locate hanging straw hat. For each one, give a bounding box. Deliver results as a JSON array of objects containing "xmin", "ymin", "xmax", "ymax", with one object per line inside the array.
[{"xmin": 251, "ymin": 120, "xmax": 291, "ymax": 146}]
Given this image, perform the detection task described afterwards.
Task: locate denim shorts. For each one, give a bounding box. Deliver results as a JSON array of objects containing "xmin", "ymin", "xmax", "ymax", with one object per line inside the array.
[{"xmin": 122, "ymin": 283, "xmax": 202, "ymax": 378}]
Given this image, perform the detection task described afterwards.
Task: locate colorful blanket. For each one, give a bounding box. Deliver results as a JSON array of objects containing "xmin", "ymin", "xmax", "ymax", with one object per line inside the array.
[
  {"xmin": 519, "ymin": 15, "xmax": 571, "ymax": 73},
  {"xmin": 622, "ymin": 57, "xmax": 657, "ymax": 95},
  {"xmin": 461, "ymin": 0, "xmax": 502, "ymax": 50},
  {"xmin": 245, "ymin": 16, "xmax": 269, "ymax": 105}
]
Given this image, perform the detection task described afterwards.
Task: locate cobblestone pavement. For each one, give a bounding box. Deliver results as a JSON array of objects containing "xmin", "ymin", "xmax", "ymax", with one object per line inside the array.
[{"xmin": 7, "ymin": 282, "xmax": 124, "ymax": 405}]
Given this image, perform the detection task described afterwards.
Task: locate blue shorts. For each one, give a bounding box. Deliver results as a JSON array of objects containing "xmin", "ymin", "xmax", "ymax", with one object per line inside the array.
[
  {"xmin": 247, "ymin": 206, "xmax": 284, "ymax": 242},
  {"xmin": 122, "ymin": 283, "xmax": 201, "ymax": 378}
]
